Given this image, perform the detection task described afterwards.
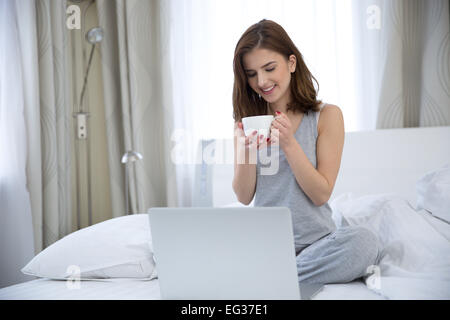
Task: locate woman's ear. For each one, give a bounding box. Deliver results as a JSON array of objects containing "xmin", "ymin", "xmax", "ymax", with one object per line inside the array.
[{"xmin": 289, "ymin": 54, "xmax": 297, "ymax": 73}]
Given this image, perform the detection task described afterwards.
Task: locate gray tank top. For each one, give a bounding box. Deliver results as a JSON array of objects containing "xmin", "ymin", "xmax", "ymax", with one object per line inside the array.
[{"xmin": 255, "ymin": 103, "xmax": 337, "ymax": 253}]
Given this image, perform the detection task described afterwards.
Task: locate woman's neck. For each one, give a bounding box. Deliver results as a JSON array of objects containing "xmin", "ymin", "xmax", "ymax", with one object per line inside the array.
[
  {"xmin": 268, "ymin": 93, "xmax": 291, "ymax": 114},
  {"xmin": 268, "ymin": 103, "xmax": 295, "ymax": 116},
  {"xmin": 269, "ymin": 102, "xmax": 285, "ymax": 114}
]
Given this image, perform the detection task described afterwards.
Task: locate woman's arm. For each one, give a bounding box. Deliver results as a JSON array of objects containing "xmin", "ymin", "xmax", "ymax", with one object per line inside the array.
[
  {"xmin": 278, "ymin": 105, "xmax": 345, "ymax": 206},
  {"xmin": 232, "ymin": 122, "xmax": 260, "ymax": 205}
]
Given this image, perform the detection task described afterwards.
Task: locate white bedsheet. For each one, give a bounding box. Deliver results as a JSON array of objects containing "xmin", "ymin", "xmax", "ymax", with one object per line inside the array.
[
  {"xmin": 0, "ymin": 278, "xmax": 384, "ymax": 300},
  {"xmin": 0, "ymin": 278, "xmax": 161, "ymax": 300},
  {"xmin": 331, "ymin": 193, "xmax": 450, "ymax": 300}
]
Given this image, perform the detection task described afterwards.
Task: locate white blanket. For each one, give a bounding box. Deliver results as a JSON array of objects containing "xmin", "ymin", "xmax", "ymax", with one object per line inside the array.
[{"xmin": 331, "ymin": 193, "xmax": 450, "ymax": 300}]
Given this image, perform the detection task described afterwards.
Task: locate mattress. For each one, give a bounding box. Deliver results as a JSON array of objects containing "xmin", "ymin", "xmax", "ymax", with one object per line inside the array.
[{"xmin": 0, "ymin": 278, "xmax": 384, "ymax": 300}]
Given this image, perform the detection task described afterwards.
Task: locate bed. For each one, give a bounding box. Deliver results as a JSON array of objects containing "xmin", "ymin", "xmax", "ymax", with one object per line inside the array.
[
  {"xmin": 1, "ymin": 126, "xmax": 449, "ymax": 300},
  {"xmin": 0, "ymin": 276, "xmax": 384, "ymax": 300}
]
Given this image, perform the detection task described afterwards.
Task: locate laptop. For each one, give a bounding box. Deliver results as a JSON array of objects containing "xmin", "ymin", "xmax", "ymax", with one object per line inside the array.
[{"xmin": 148, "ymin": 207, "xmax": 323, "ymax": 300}]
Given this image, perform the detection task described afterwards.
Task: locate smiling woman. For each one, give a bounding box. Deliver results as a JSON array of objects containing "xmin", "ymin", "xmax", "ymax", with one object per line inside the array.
[{"xmin": 232, "ymin": 19, "xmax": 380, "ymax": 286}]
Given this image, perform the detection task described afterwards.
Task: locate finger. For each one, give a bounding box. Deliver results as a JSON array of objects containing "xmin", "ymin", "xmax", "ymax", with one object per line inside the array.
[
  {"xmin": 272, "ymin": 117, "xmax": 288, "ymax": 131},
  {"xmin": 271, "ymin": 121, "xmax": 282, "ymax": 131},
  {"xmin": 247, "ymin": 130, "xmax": 258, "ymax": 138},
  {"xmin": 257, "ymin": 134, "xmax": 264, "ymax": 145},
  {"xmin": 274, "ymin": 118, "xmax": 288, "ymax": 129},
  {"xmin": 245, "ymin": 130, "xmax": 258, "ymax": 145},
  {"xmin": 257, "ymin": 137, "xmax": 267, "ymax": 150},
  {"xmin": 275, "ymin": 111, "xmax": 286, "ymax": 118},
  {"xmin": 260, "ymin": 136, "xmax": 273, "ymax": 149},
  {"xmin": 270, "ymin": 128, "xmax": 280, "ymax": 143},
  {"xmin": 266, "ymin": 136, "xmax": 275, "ymax": 146},
  {"xmin": 268, "ymin": 130, "xmax": 279, "ymax": 144},
  {"xmin": 270, "ymin": 125, "xmax": 282, "ymax": 137},
  {"xmin": 266, "ymin": 137, "xmax": 276, "ymax": 147},
  {"xmin": 274, "ymin": 113, "xmax": 289, "ymax": 128}
]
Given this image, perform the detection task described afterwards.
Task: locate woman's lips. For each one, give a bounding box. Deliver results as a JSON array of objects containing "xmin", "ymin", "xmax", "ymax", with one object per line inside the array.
[{"xmin": 261, "ymin": 85, "xmax": 276, "ymax": 95}]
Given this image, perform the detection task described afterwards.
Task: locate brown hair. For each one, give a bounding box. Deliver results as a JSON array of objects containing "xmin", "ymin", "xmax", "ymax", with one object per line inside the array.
[{"xmin": 232, "ymin": 19, "xmax": 321, "ymax": 122}]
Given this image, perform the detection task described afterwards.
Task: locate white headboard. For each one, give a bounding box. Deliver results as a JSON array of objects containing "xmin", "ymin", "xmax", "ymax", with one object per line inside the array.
[{"xmin": 210, "ymin": 126, "xmax": 450, "ymax": 208}]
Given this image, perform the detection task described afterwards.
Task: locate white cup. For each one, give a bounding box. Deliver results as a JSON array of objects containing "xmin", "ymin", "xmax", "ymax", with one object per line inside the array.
[{"xmin": 241, "ymin": 115, "xmax": 274, "ymax": 140}]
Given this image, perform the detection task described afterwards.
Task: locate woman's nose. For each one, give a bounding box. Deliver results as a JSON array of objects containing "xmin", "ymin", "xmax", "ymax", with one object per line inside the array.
[{"xmin": 257, "ymin": 73, "xmax": 267, "ymax": 88}]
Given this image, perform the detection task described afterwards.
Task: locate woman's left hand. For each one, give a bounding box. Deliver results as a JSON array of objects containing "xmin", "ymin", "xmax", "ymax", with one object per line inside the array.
[{"xmin": 270, "ymin": 111, "xmax": 297, "ymax": 151}]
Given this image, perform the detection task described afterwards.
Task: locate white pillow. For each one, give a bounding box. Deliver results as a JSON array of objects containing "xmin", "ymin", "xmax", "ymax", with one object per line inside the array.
[
  {"xmin": 416, "ymin": 164, "xmax": 450, "ymax": 223},
  {"xmin": 22, "ymin": 214, "xmax": 157, "ymax": 280}
]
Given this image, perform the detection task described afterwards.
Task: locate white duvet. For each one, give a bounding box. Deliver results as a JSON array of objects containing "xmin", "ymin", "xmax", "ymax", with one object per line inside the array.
[{"xmin": 331, "ymin": 193, "xmax": 450, "ymax": 300}]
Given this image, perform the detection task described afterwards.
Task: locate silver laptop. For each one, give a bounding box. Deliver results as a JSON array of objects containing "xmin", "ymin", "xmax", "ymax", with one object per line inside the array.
[{"xmin": 148, "ymin": 207, "xmax": 323, "ymax": 300}]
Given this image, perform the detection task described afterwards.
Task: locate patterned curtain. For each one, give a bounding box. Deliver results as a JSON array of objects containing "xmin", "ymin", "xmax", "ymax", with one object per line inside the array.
[
  {"xmin": 353, "ymin": 0, "xmax": 450, "ymax": 129},
  {"xmin": 96, "ymin": 0, "xmax": 178, "ymax": 217},
  {"xmin": 30, "ymin": 0, "xmax": 73, "ymax": 250},
  {"xmin": 377, "ymin": 0, "xmax": 450, "ymax": 128}
]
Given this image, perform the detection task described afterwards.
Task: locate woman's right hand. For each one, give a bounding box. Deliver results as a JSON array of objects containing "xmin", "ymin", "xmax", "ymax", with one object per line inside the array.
[{"xmin": 234, "ymin": 121, "xmax": 264, "ymax": 153}]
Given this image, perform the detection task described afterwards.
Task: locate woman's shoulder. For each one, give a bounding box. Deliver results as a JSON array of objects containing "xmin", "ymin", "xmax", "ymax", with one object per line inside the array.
[
  {"xmin": 317, "ymin": 103, "xmax": 344, "ymax": 134},
  {"xmin": 317, "ymin": 102, "xmax": 339, "ymax": 111}
]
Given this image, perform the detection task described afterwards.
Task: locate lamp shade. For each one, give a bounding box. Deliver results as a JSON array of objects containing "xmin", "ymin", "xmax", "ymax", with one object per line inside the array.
[
  {"xmin": 86, "ymin": 27, "xmax": 103, "ymax": 44},
  {"xmin": 121, "ymin": 151, "xmax": 143, "ymax": 164}
]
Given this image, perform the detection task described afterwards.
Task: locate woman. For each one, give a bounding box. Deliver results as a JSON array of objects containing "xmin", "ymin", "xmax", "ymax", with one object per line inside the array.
[{"xmin": 232, "ymin": 19, "xmax": 380, "ymax": 284}]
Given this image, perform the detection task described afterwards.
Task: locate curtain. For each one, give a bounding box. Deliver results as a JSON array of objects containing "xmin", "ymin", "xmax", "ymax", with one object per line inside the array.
[
  {"xmin": 1, "ymin": 0, "xmax": 73, "ymax": 287},
  {"xmin": 0, "ymin": 0, "xmax": 35, "ymax": 288},
  {"xmin": 353, "ymin": 0, "xmax": 450, "ymax": 129},
  {"xmin": 96, "ymin": 0, "xmax": 179, "ymax": 214},
  {"xmin": 31, "ymin": 0, "xmax": 73, "ymax": 249}
]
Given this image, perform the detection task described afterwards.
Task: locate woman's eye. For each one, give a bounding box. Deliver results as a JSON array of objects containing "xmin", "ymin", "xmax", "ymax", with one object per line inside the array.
[{"xmin": 246, "ymin": 67, "xmax": 274, "ymax": 78}]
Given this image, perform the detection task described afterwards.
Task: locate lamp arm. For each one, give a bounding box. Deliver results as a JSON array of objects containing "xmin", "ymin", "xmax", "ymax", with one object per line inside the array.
[{"xmin": 79, "ymin": 44, "xmax": 96, "ymax": 111}]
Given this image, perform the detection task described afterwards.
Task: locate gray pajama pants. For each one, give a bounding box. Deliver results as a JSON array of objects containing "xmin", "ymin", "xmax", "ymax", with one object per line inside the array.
[{"xmin": 296, "ymin": 225, "xmax": 381, "ymax": 284}]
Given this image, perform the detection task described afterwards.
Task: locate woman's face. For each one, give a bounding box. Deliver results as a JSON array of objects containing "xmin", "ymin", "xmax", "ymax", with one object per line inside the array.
[{"xmin": 243, "ymin": 48, "xmax": 296, "ymax": 109}]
